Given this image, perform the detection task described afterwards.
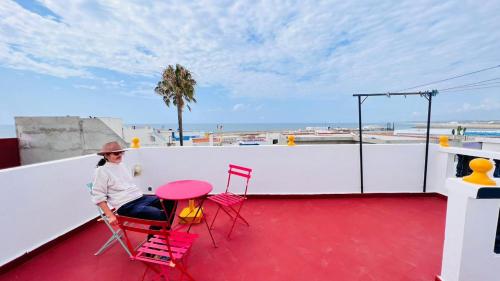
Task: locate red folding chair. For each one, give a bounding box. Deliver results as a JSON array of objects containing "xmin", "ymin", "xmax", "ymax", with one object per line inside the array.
[
  {"xmin": 117, "ymin": 216, "xmax": 198, "ymax": 281},
  {"xmin": 208, "ymin": 164, "xmax": 252, "ymax": 238}
]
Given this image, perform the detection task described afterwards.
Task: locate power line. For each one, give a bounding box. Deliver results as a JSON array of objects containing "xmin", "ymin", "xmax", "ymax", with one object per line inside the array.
[
  {"xmin": 441, "ymin": 82, "xmax": 500, "ymax": 91},
  {"xmin": 438, "ymin": 77, "xmax": 500, "ymax": 91},
  {"xmin": 440, "ymin": 85, "xmax": 500, "ymax": 93},
  {"xmin": 398, "ymin": 64, "xmax": 500, "ymax": 91}
]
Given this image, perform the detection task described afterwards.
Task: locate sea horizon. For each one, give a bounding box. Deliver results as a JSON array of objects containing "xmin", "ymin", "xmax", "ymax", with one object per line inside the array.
[
  {"xmin": 127, "ymin": 122, "xmax": 409, "ymax": 133},
  {"xmin": 0, "ymin": 122, "xmax": 407, "ymax": 138},
  {"xmin": 3, "ymin": 120, "xmax": 500, "ymax": 138}
]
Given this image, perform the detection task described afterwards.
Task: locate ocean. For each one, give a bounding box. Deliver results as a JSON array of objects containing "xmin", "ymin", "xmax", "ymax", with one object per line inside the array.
[
  {"xmin": 0, "ymin": 122, "xmax": 408, "ymax": 138},
  {"xmin": 128, "ymin": 122, "xmax": 412, "ymax": 133}
]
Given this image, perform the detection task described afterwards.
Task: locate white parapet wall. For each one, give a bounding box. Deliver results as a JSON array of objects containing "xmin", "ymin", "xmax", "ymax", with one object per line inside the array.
[
  {"xmin": 135, "ymin": 144, "xmax": 443, "ymax": 195},
  {"xmin": 0, "ymin": 143, "xmax": 445, "ymax": 266},
  {"xmin": 0, "ymin": 155, "xmax": 101, "ymax": 266},
  {"xmin": 439, "ymin": 178, "xmax": 500, "ymax": 281}
]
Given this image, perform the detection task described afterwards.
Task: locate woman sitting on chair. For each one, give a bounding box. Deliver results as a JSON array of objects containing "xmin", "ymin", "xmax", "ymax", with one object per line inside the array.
[{"xmin": 90, "ymin": 141, "xmax": 175, "ymax": 227}]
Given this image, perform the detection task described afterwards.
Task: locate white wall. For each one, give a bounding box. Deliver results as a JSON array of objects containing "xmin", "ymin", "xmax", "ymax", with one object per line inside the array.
[
  {"xmin": 136, "ymin": 145, "xmax": 362, "ymax": 195},
  {"xmin": 363, "ymin": 144, "xmax": 427, "ymax": 193},
  {"xmin": 124, "ymin": 144, "xmax": 436, "ymax": 195},
  {"xmin": 427, "ymin": 145, "xmax": 455, "ymax": 195},
  {"xmin": 440, "ymin": 179, "xmax": 500, "ymax": 281},
  {"xmin": 0, "ymin": 143, "xmax": 444, "ymax": 266},
  {"xmin": 482, "ymin": 142, "xmax": 500, "ymax": 152},
  {"xmin": 0, "ymin": 155, "xmax": 100, "ymax": 266}
]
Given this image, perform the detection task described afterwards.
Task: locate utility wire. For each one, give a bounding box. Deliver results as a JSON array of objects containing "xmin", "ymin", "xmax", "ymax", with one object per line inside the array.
[
  {"xmin": 438, "ymin": 77, "xmax": 500, "ymax": 91},
  {"xmin": 442, "ymin": 82, "xmax": 500, "ymax": 90},
  {"xmin": 398, "ymin": 64, "xmax": 500, "ymax": 91},
  {"xmin": 440, "ymin": 85, "xmax": 500, "ymax": 93}
]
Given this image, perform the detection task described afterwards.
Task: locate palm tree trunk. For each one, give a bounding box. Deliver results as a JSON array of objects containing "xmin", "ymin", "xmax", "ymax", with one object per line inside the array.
[{"xmin": 177, "ymin": 105, "xmax": 184, "ymax": 146}]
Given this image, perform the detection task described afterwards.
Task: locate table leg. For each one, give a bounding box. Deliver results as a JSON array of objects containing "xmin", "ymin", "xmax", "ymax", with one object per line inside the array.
[
  {"xmin": 160, "ymin": 199, "xmax": 178, "ymax": 230},
  {"xmin": 188, "ymin": 197, "xmax": 217, "ymax": 248}
]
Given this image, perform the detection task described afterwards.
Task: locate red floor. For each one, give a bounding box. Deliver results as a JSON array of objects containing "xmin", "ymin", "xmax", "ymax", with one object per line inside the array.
[{"xmin": 0, "ymin": 195, "xmax": 446, "ymax": 281}]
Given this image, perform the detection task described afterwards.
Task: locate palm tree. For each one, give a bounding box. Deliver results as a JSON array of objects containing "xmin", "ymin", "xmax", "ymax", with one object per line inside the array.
[{"xmin": 154, "ymin": 64, "xmax": 197, "ymax": 146}]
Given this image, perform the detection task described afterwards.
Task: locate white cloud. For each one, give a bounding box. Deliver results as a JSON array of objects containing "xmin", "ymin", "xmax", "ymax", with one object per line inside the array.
[
  {"xmin": 73, "ymin": 84, "xmax": 96, "ymax": 90},
  {"xmin": 454, "ymin": 99, "xmax": 500, "ymax": 113},
  {"xmin": 0, "ymin": 0, "xmax": 499, "ymax": 100},
  {"xmin": 232, "ymin": 103, "xmax": 245, "ymax": 111}
]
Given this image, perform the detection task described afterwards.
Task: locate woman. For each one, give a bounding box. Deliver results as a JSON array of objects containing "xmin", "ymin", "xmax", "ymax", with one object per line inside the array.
[{"xmin": 90, "ymin": 141, "xmax": 175, "ymax": 227}]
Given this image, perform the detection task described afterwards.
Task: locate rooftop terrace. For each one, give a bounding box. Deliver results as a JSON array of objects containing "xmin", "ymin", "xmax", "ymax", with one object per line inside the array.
[
  {"xmin": 0, "ymin": 195, "xmax": 446, "ymax": 281},
  {"xmin": 0, "ymin": 143, "xmax": 498, "ymax": 280}
]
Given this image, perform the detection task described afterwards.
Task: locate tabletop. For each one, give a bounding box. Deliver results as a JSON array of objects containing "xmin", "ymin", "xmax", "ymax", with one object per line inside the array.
[{"xmin": 156, "ymin": 180, "xmax": 213, "ymax": 200}]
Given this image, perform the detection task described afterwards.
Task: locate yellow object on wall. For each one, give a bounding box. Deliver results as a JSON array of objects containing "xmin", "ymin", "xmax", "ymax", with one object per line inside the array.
[
  {"xmin": 463, "ymin": 158, "xmax": 497, "ymax": 186},
  {"xmin": 178, "ymin": 200, "xmax": 203, "ymax": 224},
  {"xmin": 131, "ymin": 137, "xmax": 140, "ymax": 148},
  {"xmin": 439, "ymin": 136, "xmax": 449, "ymax": 147},
  {"xmin": 287, "ymin": 135, "xmax": 296, "ymax": 146}
]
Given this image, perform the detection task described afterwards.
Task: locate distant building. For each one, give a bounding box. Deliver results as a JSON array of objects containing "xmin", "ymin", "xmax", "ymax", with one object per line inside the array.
[
  {"xmin": 14, "ymin": 116, "xmax": 201, "ymax": 165},
  {"xmin": 15, "ymin": 116, "xmax": 127, "ymax": 165}
]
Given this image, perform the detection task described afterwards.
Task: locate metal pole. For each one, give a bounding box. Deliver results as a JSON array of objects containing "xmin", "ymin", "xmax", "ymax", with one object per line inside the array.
[
  {"xmin": 423, "ymin": 93, "xmax": 433, "ymax": 192},
  {"xmin": 358, "ymin": 96, "xmax": 364, "ymax": 193}
]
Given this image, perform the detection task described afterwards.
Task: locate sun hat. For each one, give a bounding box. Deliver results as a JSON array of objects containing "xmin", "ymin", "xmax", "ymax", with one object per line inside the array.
[{"xmin": 97, "ymin": 141, "xmax": 125, "ymax": 156}]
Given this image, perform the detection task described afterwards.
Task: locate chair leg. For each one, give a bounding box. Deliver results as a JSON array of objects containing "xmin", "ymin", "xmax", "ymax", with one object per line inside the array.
[
  {"xmin": 117, "ymin": 234, "xmax": 133, "ymax": 257},
  {"xmin": 141, "ymin": 265, "xmax": 149, "ymax": 281},
  {"xmin": 175, "ymin": 262, "xmax": 195, "ymax": 281},
  {"xmin": 209, "ymin": 205, "xmax": 222, "ymax": 230},
  {"xmin": 218, "ymin": 205, "xmax": 234, "ymax": 218},
  {"xmin": 95, "ymin": 230, "xmax": 132, "ymax": 256},
  {"xmin": 94, "ymin": 232, "xmax": 119, "ymax": 255},
  {"xmin": 202, "ymin": 211, "xmax": 218, "ymax": 248},
  {"xmin": 228, "ymin": 205, "xmax": 250, "ymax": 226},
  {"xmin": 144, "ymin": 263, "xmax": 163, "ymax": 281},
  {"xmin": 98, "ymin": 220, "xmax": 134, "ymax": 257},
  {"xmin": 227, "ymin": 203, "xmax": 247, "ymax": 239},
  {"xmin": 95, "ymin": 231, "xmax": 133, "ymax": 257},
  {"xmin": 161, "ymin": 265, "xmax": 171, "ymax": 281}
]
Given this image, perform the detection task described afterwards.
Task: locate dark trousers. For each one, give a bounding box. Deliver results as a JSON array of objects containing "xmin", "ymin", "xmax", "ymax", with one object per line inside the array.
[{"xmin": 117, "ymin": 195, "xmax": 176, "ymax": 229}]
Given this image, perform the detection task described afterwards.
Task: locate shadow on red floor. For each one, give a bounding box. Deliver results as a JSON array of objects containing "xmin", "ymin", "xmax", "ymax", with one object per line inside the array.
[{"xmin": 0, "ymin": 196, "xmax": 446, "ymax": 281}]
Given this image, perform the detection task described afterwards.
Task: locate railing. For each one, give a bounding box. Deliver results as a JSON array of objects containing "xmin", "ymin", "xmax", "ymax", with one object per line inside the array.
[
  {"xmin": 0, "ymin": 143, "xmax": 466, "ymax": 266},
  {"xmin": 439, "ymin": 147, "xmax": 500, "ymax": 177}
]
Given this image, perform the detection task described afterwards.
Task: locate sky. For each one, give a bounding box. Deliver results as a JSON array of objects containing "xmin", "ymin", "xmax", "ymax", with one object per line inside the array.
[{"xmin": 1, "ymin": 0, "xmax": 500, "ymax": 125}]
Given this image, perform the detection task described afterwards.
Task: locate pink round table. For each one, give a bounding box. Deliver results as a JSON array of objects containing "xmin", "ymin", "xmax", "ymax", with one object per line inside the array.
[
  {"xmin": 155, "ymin": 180, "xmax": 217, "ymax": 247},
  {"xmin": 155, "ymin": 180, "xmax": 213, "ymax": 200}
]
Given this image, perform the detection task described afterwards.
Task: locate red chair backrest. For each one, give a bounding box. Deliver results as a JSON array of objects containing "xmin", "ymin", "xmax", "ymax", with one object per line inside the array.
[{"xmin": 226, "ymin": 164, "xmax": 252, "ymax": 195}]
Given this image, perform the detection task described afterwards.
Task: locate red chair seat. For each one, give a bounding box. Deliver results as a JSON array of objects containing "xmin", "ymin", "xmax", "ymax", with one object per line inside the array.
[
  {"xmin": 208, "ymin": 192, "xmax": 245, "ymax": 207},
  {"xmin": 135, "ymin": 233, "xmax": 198, "ymax": 264},
  {"xmin": 117, "ymin": 216, "xmax": 198, "ymax": 280}
]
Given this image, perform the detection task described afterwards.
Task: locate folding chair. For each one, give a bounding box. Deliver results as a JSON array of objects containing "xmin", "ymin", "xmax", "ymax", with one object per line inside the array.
[
  {"xmin": 86, "ymin": 183, "xmax": 132, "ymax": 257},
  {"xmin": 117, "ymin": 216, "xmax": 198, "ymax": 281},
  {"xmin": 208, "ymin": 164, "xmax": 252, "ymax": 238}
]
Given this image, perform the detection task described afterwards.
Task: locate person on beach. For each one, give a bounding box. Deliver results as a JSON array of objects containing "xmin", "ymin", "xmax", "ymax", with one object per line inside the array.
[{"xmin": 90, "ymin": 141, "xmax": 176, "ymax": 227}]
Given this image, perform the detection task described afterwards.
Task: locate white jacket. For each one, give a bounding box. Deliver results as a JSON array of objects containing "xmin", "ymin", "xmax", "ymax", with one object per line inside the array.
[{"xmin": 91, "ymin": 162, "xmax": 143, "ymax": 210}]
